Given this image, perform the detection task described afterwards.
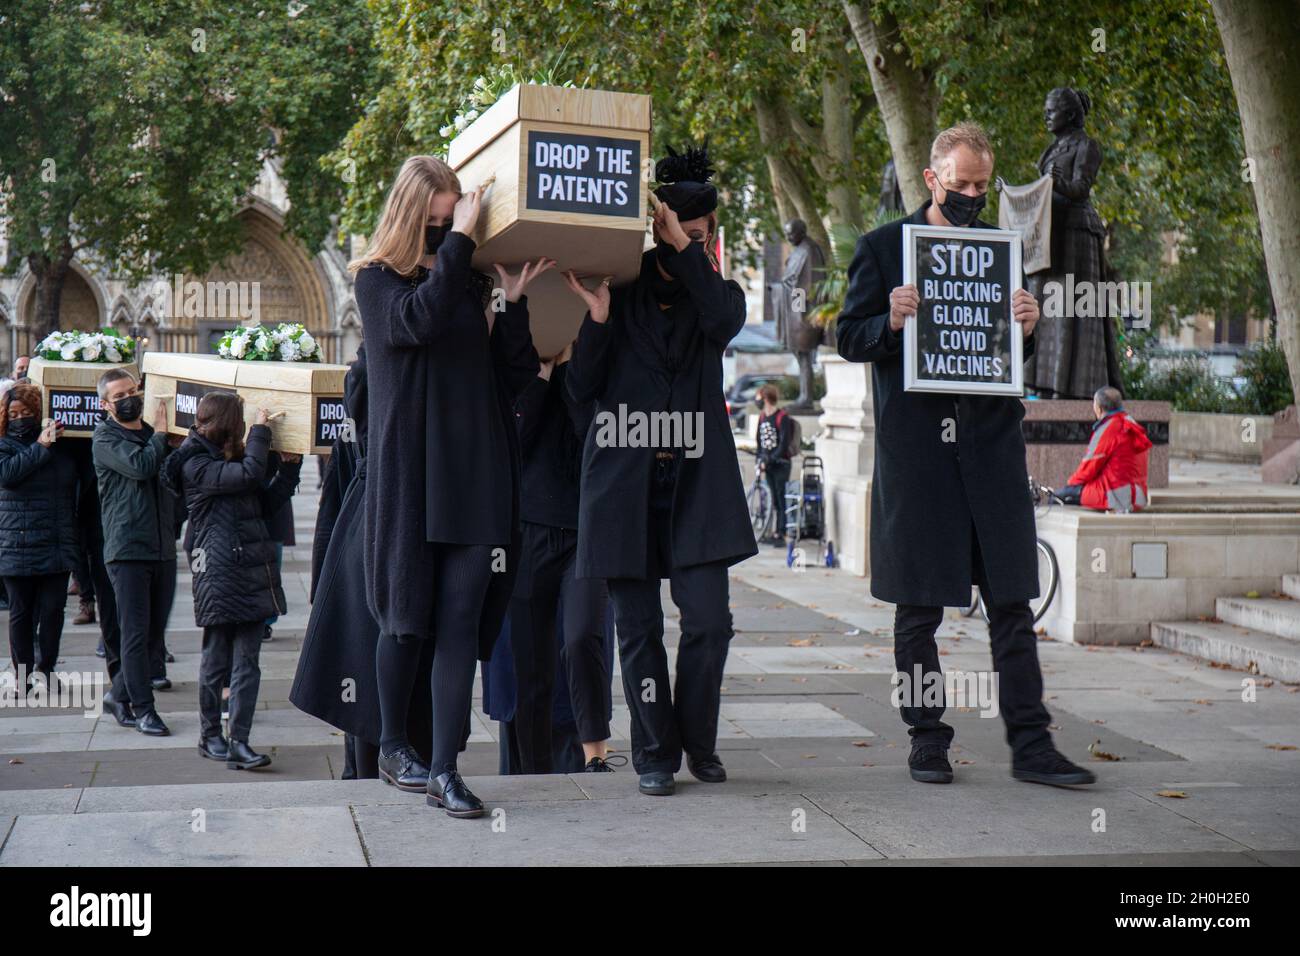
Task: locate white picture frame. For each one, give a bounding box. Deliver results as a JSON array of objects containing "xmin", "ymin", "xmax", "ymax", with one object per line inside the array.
[{"xmin": 902, "ymin": 223, "xmax": 1025, "ymax": 397}]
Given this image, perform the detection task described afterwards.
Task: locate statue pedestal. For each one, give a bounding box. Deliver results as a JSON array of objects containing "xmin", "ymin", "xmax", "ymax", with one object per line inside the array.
[
  {"xmin": 1021, "ymin": 399, "xmax": 1171, "ymax": 490},
  {"xmin": 815, "ymin": 352, "xmax": 874, "ymax": 576}
]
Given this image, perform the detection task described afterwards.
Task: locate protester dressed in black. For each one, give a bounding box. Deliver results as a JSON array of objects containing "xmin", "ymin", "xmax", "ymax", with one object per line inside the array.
[
  {"xmin": 564, "ymin": 144, "xmax": 756, "ymax": 796},
  {"xmin": 508, "ymin": 353, "xmax": 614, "ymax": 773},
  {"xmin": 162, "ymin": 396, "xmax": 300, "ymax": 770},
  {"xmin": 350, "ymin": 155, "xmax": 548, "ymax": 817},
  {"xmin": 0, "ymin": 385, "xmax": 78, "ymax": 688}
]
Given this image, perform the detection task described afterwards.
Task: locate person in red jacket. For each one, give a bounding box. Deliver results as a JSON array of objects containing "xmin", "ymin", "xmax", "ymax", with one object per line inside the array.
[{"xmin": 1057, "ymin": 387, "xmax": 1152, "ymax": 512}]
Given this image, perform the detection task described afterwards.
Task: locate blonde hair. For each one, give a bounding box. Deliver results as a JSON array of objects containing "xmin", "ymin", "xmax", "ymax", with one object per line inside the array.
[
  {"xmin": 348, "ymin": 156, "xmax": 462, "ymax": 276},
  {"xmin": 929, "ymin": 122, "xmax": 994, "ymax": 175}
]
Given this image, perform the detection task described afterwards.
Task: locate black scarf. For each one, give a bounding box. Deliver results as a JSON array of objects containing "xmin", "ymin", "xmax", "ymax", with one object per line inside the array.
[{"xmin": 624, "ymin": 247, "xmax": 701, "ymax": 380}]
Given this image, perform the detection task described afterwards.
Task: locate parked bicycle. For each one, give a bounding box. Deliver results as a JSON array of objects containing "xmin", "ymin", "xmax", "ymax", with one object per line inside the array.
[{"xmin": 962, "ymin": 477, "xmax": 1061, "ymax": 624}]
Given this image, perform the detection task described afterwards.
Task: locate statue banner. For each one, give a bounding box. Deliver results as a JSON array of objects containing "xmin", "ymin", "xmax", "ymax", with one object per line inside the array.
[
  {"xmin": 997, "ymin": 175, "xmax": 1053, "ymax": 274},
  {"xmin": 902, "ymin": 224, "xmax": 1025, "ymax": 397}
]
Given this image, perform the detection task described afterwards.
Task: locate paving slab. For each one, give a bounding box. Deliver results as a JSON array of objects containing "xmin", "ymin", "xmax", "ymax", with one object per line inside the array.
[{"xmin": 0, "ymin": 806, "xmax": 366, "ymax": 866}]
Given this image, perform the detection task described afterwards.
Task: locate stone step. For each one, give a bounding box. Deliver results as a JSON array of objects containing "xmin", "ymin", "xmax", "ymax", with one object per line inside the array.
[
  {"xmin": 1216, "ymin": 595, "xmax": 1300, "ymax": 641},
  {"xmin": 1282, "ymin": 574, "xmax": 1300, "ymax": 601},
  {"xmin": 1150, "ymin": 620, "xmax": 1300, "ymax": 682}
]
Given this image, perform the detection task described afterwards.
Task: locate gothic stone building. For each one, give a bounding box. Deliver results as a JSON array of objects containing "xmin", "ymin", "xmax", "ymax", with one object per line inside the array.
[{"xmin": 0, "ymin": 161, "xmax": 362, "ymax": 371}]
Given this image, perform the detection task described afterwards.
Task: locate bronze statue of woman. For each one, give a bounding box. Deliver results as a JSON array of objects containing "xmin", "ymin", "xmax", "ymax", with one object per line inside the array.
[{"xmin": 1023, "ymin": 87, "xmax": 1121, "ymax": 399}]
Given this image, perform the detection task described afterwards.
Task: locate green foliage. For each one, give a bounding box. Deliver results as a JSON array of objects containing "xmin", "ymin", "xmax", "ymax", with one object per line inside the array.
[{"xmin": 1121, "ymin": 331, "xmax": 1292, "ymax": 414}]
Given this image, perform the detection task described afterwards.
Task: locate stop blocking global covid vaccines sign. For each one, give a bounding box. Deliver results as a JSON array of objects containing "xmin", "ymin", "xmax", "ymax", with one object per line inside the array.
[{"xmin": 901, "ymin": 224, "xmax": 1024, "ymax": 396}]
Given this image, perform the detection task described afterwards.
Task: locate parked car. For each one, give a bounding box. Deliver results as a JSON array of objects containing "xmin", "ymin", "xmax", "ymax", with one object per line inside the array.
[{"xmin": 726, "ymin": 373, "xmax": 797, "ymax": 429}]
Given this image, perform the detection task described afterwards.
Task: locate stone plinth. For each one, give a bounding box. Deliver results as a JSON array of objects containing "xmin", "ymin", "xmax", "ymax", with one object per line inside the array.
[
  {"xmin": 1262, "ymin": 405, "xmax": 1300, "ymax": 484},
  {"xmin": 815, "ymin": 351, "xmax": 873, "ymax": 576},
  {"xmin": 1035, "ymin": 489, "xmax": 1300, "ymax": 644},
  {"xmin": 1022, "ymin": 399, "xmax": 1171, "ymax": 491}
]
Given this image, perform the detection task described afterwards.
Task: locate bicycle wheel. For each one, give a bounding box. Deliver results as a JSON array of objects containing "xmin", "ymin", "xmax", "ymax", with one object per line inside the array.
[
  {"xmin": 1030, "ymin": 538, "xmax": 1059, "ymax": 623},
  {"xmin": 747, "ymin": 479, "xmax": 772, "ymax": 538}
]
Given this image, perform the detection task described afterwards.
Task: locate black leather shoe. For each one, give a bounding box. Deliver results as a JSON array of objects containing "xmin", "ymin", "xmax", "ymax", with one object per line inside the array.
[
  {"xmin": 151, "ymin": 677, "xmax": 172, "ymax": 691},
  {"xmin": 638, "ymin": 771, "xmax": 675, "ymax": 796},
  {"xmin": 165, "ymin": 649, "xmax": 175, "ymax": 663},
  {"xmin": 262, "ymin": 625, "xmax": 273, "ymax": 643},
  {"xmin": 908, "ymin": 744, "xmax": 954, "ymax": 784},
  {"xmin": 198, "ymin": 735, "xmax": 229, "ymax": 761},
  {"xmin": 426, "ymin": 771, "xmax": 485, "ymax": 818},
  {"xmin": 227, "ymin": 739, "xmax": 272, "ymax": 770},
  {"xmin": 378, "ymin": 745, "xmax": 431, "ymax": 793},
  {"xmin": 109, "ymin": 700, "xmax": 136, "ymax": 728},
  {"xmin": 95, "ymin": 641, "xmax": 106, "ymax": 659},
  {"xmin": 134, "ymin": 709, "xmax": 170, "ymax": 737},
  {"xmin": 686, "ymin": 754, "xmax": 727, "ymax": 783},
  {"xmin": 1012, "ymin": 747, "xmax": 1097, "ymax": 787}
]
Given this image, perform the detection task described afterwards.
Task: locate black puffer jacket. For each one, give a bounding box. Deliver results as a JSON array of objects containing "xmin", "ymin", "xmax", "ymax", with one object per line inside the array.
[
  {"xmin": 0, "ymin": 435, "xmax": 79, "ymax": 577},
  {"xmin": 162, "ymin": 424, "xmax": 301, "ymax": 627}
]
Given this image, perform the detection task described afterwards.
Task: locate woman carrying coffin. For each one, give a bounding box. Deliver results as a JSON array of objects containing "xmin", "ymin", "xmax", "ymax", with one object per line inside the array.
[
  {"xmin": 564, "ymin": 144, "xmax": 756, "ymax": 797},
  {"xmin": 350, "ymin": 155, "xmax": 550, "ymax": 818}
]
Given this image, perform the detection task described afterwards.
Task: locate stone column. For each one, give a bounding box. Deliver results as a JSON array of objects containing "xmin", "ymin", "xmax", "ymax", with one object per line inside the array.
[{"xmin": 815, "ymin": 350, "xmax": 874, "ymax": 575}]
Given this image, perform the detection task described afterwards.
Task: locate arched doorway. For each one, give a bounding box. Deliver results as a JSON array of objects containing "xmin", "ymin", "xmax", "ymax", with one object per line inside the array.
[
  {"xmin": 17, "ymin": 266, "xmax": 104, "ymax": 357},
  {"xmin": 159, "ymin": 207, "xmax": 334, "ymax": 359}
]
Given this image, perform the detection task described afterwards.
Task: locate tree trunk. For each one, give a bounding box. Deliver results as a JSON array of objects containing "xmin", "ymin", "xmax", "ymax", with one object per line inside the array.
[
  {"xmin": 819, "ymin": 42, "xmax": 865, "ymax": 234},
  {"xmin": 1211, "ymin": 0, "xmax": 1300, "ymax": 405},
  {"xmin": 754, "ymin": 96, "xmax": 831, "ymax": 253},
  {"xmin": 26, "ymin": 248, "xmax": 73, "ymax": 341},
  {"xmin": 843, "ymin": 1, "xmax": 938, "ymax": 210}
]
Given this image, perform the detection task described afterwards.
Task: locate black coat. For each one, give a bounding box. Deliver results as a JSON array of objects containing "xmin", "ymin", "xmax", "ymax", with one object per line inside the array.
[
  {"xmin": 514, "ymin": 363, "xmax": 591, "ymax": 530},
  {"xmin": 0, "ymin": 435, "xmax": 79, "ymax": 577},
  {"xmin": 356, "ymin": 231, "xmax": 538, "ymax": 651},
  {"xmin": 291, "ymin": 350, "xmax": 434, "ymax": 754},
  {"xmin": 567, "ymin": 243, "xmax": 757, "ymax": 579},
  {"xmin": 836, "ymin": 201, "xmax": 1039, "ymax": 607},
  {"xmin": 162, "ymin": 424, "xmax": 301, "ymax": 627}
]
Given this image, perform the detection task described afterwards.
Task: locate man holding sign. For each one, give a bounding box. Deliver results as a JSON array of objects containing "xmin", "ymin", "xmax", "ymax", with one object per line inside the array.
[{"xmin": 836, "ymin": 123, "xmax": 1095, "ymax": 789}]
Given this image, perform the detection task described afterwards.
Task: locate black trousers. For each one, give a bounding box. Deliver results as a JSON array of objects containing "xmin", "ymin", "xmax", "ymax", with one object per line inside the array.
[
  {"xmin": 893, "ymin": 541, "xmax": 1053, "ymax": 758},
  {"xmin": 376, "ymin": 543, "xmax": 496, "ymax": 775},
  {"xmin": 509, "ymin": 522, "xmax": 611, "ymax": 772},
  {"xmin": 343, "ymin": 734, "xmax": 380, "ymax": 779},
  {"xmin": 199, "ymin": 621, "xmax": 264, "ymax": 742},
  {"xmin": 607, "ymin": 495, "xmax": 733, "ymax": 774},
  {"xmin": 106, "ymin": 560, "xmax": 172, "ymax": 713},
  {"xmin": 764, "ymin": 459, "xmax": 791, "ymax": 536},
  {"xmin": 4, "ymin": 572, "xmax": 70, "ymax": 680}
]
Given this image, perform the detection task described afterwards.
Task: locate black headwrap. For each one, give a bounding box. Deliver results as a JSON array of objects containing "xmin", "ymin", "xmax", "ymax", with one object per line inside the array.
[{"xmin": 653, "ymin": 142, "xmax": 718, "ymax": 221}]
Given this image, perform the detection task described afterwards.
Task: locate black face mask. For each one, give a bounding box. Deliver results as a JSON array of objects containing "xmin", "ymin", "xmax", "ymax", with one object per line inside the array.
[
  {"xmin": 936, "ymin": 182, "xmax": 987, "ymax": 227},
  {"xmin": 7, "ymin": 417, "xmax": 38, "ymax": 443},
  {"xmin": 114, "ymin": 394, "xmax": 144, "ymax": 422},
  {"xmin": 424, "ymin": 223, "xmax": 450, "ymax": 256}
]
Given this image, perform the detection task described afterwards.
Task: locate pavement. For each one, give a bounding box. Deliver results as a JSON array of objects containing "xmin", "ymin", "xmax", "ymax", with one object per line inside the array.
[{"xmin": 2, "ymin": 457, "xmax": 1299, "ymax": 866}]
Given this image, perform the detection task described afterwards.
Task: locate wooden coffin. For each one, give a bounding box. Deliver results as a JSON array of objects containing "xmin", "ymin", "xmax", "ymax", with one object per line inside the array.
[
  {"xmin": 447, "ymin": 83, "xmax": 652, "ymax": 356},
  {"xmin": 27, "ymin": 357, "xmax": 140, "ymax": 438},
  {"xmin": 141, "ymin": 352, "xmax": 349, "ymax": 456}
]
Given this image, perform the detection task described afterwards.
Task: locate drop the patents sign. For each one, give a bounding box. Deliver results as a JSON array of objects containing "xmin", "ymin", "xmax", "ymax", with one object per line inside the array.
[
  {"xmin": 902, "ymin": 224, "xmax": 1024, "ymax": 396},
  {"xmin": 526, "ymin": 130, "xmax": 639, "ymax": 217}
]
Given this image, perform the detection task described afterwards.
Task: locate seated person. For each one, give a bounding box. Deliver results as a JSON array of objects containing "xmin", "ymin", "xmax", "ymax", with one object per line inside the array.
[{"xmin": 1056, "ymin": 387, "xmax": 1152, "ymax": 513}]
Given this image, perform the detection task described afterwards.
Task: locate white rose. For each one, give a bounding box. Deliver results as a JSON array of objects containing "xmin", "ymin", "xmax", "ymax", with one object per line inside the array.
[
  {"xmin": 80, "ymin": 341, "xmax": 101, "ymax": 361},
  {"xmin": 60, "ymin": 342, "xmax": 79, "ymax": 360},
  {"xmin": 298, "ymin": 331, "xmax": 316, "ymax": 354},
  {"xmin": 230, "ymin": 336, "xmax": 247, "ymax": 358},
  {"xmin": 105, "ymin": 346, "xmax": 122, "ymax": 364}
]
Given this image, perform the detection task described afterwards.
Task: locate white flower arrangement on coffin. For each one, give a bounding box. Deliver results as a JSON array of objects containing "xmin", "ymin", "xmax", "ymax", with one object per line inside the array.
[
  {"xmin": 36, "ymin": 329, "xmax": 136, "ymax": 364},
  {"xmin": 216, "ymin": 323, "xmax": 322, "ymax": 363}
]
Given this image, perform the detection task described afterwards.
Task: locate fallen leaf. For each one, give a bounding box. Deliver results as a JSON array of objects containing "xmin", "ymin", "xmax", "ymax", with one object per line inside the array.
[
  {"xmin": 787, "ymin": 637, "xmax": 817, "ymax": 647},
  {"xmin": 1245, "ymin": 590, "xmax": 1260, "ymax": 599},
  {"xmin": 955, "ymin": 759, "xmax": 975, "ymax": 765},
  {"xmin": 8, "ymin": 758, "xmax": 22, "ymax": 765},
  {"xmin": 1264, "ymin": 744, "xmax": 1297, "ymax": 751},
  {"xmin": 1089, "ymin": 740, "xmax": 1123, "ymax": 761},
  {"xmin": 1192, "ymin": 699, "xmax": 1213, "ymax": 706},
  {"xmin": 851, "ymin": 740, "xmax": 871, "ymax": 748},
  {"xmin": 1155, "ymin": 790, "xmax": 1188, "ymax": 799}
]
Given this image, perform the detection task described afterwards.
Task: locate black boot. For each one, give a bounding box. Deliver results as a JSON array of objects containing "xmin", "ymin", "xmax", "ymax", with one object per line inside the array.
[
  {"xmin": 134, "ymin": 709, "xmax": 170, "ymax": 737},
  {"xmin": 151, "ymin": 677, "xmax": 172, "ymax": 691},
  {"xmin": 426, "ymin": 771, "xmax": 485, "ymax": 818},
  {"xmin": 686, "ymin": 753, "xmax": 727, "ymax": 783},
  {"xmin": 1012, "ymin": 747, "xmax": 1097, "ymax": 787},
  {"xmin": 908, "ymin": 744, "xmax": 954, "ymax": 784},
  {"xmin": 227, "ymin": 739, "xmax": 271, "ymax": 770},
  {"xmin": 198, "ymin": 735, "xmax": 229, "ymax": 761},
  {"xmin": 583, "ymin": 755, "xmax": 628, "ymax": 772},
  {"xmin": 377, "ymin": 745, "xmax": 431, "ymax": 793}
]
